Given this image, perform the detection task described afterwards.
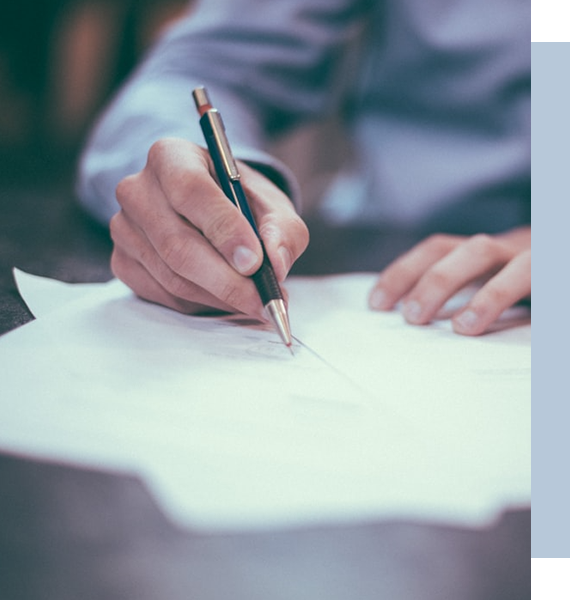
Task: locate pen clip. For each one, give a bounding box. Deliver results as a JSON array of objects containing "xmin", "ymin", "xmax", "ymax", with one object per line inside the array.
[
  {"xmin": 203, "ymin": 110, "xmax": 240, "ymax": 181},
  {"xmin": 193, "ymin": 86, "xmax": 240, "ymax": 180},
  {"xmin": 204, "ymin": 108, "xmax": 240, "ymax": 181}
]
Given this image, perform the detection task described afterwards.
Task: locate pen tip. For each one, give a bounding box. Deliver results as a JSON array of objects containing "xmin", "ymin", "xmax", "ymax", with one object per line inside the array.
[{"xmin": 265, "ymin": 299, "xmax": 293, "ymax": 352}]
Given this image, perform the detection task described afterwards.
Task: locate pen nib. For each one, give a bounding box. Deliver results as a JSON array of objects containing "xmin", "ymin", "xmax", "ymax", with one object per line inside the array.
[{"xmin": 265, "ymin": 299, "xmax": 293, "ymax": 351}]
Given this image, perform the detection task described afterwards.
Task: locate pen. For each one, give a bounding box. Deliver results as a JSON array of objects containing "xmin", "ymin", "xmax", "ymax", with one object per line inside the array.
[{"xmin": 192, "ymin": 86, "xmax": 293, "ymax": 350}]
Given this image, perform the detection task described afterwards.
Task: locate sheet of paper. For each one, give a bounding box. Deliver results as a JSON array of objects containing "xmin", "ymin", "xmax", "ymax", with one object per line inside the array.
[
  {"xmin": 0, "ymin": 270, "xmax": 530, "ymax": 531},
  {"xmin": 12, "ymin": 268, "xmax": 104, "ymax": 317}
]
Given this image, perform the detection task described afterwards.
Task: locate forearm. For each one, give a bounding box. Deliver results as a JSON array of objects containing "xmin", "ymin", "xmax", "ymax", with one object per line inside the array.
[
  {"xmin": 76, "ymin": 0, "xmax": 368, "ymax": 223},
  {"xmin": 76, "ymin": 73, "xmax": 300, "ymax": 223}
]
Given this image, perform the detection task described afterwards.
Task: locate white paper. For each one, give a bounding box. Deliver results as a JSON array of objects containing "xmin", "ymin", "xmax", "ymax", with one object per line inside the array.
[
  {"xmin": 0, "ymin": 270, "xmax": 530, "ymax": 531},
  {"xmin": 13, "ymin": 268, "xmax": 106, "ymax": 318}
]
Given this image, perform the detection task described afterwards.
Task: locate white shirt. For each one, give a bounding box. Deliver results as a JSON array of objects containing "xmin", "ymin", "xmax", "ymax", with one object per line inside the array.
[{"xmin": 77, "ymin": 0, "xmax": 530, "ymax": 234}]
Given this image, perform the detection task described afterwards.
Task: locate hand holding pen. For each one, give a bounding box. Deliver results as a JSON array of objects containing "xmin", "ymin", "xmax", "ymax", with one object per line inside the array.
[
  {"xmin": 192, "ymin": 86, "xmax": 294, "ymax": 347},
  {"xmin": 109, "ymin": 94, "xmax": 309, "ymax": 335}
]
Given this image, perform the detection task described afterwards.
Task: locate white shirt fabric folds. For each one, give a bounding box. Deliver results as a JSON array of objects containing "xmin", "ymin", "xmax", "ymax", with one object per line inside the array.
[{"xmin": 77, "ymin": 0, "xmax": 530, "ymax": 234}]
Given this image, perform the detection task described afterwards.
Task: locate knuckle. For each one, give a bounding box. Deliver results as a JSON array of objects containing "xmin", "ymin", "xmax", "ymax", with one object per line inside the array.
[
  {"xmin": 137, "ymin": 241, "xmax": 154, "ymax": 269},
  {"xmin": 115, "ymin": 175, "xmax": 138, "ymax": 209},
  {"xmin": 383, "ymin": 259, "xmax": 416, "ymax": 285},
  {"xmin": 168, "ymin": 169, "xmax": 204, "ymax": 215},
  {"xmin": 467, "ymin": 233, "xmax": 497, "ymax": 258},
  {"xmin": 146, "ymin": 140, "xmax": 207, "ymax": 213},
  {"xmin": 110, "ymin": 248, "xmax": 128, "ymax": 280},
  {"xmin": 422, "ymin": 265, "xmax": 453, "ymax": 291},
  {"xmin": 108, "ymin": 211, "xmax": 133, "ymax": 246},
  {"xmin": 158, "ymin": 232, "xmax": 189, "ymax": 273},
  {"xmin": 147, "ymin": 139, "xmax": 170, "ymax": 168},
  {"xmin": 423, "ymin": 233, "xmax": 453, "ymax": 253},
  {"xmin": 168, "ymin": 188, "xmax": 192, "ymax": 215},
  {"xmin": 207, "ymin": 210, "xmax": 242, "ymax": 245},
  {"xmin": 220, "ymin": 282, "xmax": 247, "ymax": 309},
  {"xmin": 260, "ymin": 214, "xmax": 309, "ymax": 258},
  {"xmin": 163, "ymin": 270, "xmax": 191, "ymax": 299},
  {"xmin": 108, "ymin": 213, "xmax": 122, "ymax": 242}
]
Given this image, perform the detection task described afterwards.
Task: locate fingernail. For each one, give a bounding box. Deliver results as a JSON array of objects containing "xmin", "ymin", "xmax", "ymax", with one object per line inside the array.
[
  {"xmin": 232, "ymin": 245, "xmax": 258, "ymax": 274},
  {"xmin": 402, "ymin": 300, "xmax": 422, "ymax": 323},
  {"xmin": 454, "ymin": 309, "xmax": 479, "ymax": 332},
  {"xmin": 369, "ymin": 288, "xmax": 388, "ymax": 310}
]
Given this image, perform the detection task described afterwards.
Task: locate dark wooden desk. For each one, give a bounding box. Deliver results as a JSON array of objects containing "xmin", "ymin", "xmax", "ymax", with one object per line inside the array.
[
  {"xmin": 0, "ymin": 180, "xmax": 529, "ymax": 600},
  {"xmin": 0, "ymin": 182, "xmax": 113, "ymax": 335}
]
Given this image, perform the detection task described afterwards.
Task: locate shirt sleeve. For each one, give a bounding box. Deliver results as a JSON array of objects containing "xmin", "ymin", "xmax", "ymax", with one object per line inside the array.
[{"xmin": 76, "ymin": 0, "xmax": 371, "ymax": 224}]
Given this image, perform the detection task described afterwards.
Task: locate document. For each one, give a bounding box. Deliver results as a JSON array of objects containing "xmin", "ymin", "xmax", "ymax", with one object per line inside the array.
[{"xmin": 0, "ymin": 270, "xmax": 530, "ymax": 531}]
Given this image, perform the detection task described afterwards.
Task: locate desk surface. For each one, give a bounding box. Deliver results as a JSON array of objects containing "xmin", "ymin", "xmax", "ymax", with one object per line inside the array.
[
  {"xmin": 0, "ymin": 183, "xmax": 113, "ymax": 335},
  {"xmin": 0, "ymin": 180, "xmax": 529, "ymax": 600}
]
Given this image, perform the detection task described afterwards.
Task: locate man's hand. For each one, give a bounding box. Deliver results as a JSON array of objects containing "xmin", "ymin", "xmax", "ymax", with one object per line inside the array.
[
  {"xmin": 368, "ymin": 227, "xmax": 531, "ymax": 335},
  {"xmin": 110, "ymin": 138, "xmax": 309, "ymax": 317}
]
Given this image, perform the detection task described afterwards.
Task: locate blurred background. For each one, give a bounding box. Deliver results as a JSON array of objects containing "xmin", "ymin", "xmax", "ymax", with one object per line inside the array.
[
  {"xmin": 0, "ymin": 1, "xmax": 190, "ymax": 335},
  {"xmin": 0, "ymin": 0, "xmax": 190, "ymax": 187},
  {"xmin": 0, "ymin": 0, "xmax": 346, "ymax": 208}
]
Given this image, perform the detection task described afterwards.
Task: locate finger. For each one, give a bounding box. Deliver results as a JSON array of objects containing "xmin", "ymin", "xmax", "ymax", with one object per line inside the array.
[
  {"xmin": 112, "ymin": 246, "xmax": 231, "ymax": 315},
  {"xmin": 257, "ymin": 217, "xmax": 310, "ymax": 282},
  {"xmin": 111, "ymin": 210, "xmax": 262, "ymax": 316},
  {"xmin": 240, "ymin": 162, "xmax": 310, "ymax": 282},
  {"xmin": 147, "ymin": 215, "xmax": 264, "ymax": 317},
  {"xmin": 400, "ymin": 234, "xmax": 512, "ymax": 325},
  {"xmin": 368, "ymin": 234, "xmax": 463, "ymax": 310},
  {"xmin": 452, "ymin": 249, "xmax": 531, "ymax": 336},
  {"xmin": 147, "ymin": 140, "xmax": 264, "ymax": 276}
]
